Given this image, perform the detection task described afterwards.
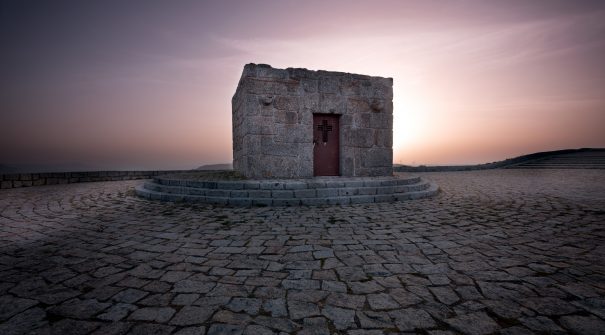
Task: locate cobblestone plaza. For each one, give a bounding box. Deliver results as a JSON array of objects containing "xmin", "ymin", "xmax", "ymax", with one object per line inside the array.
[{"xmin": 1, "ymin": 169, "xmax": 604, "ymax": 334}]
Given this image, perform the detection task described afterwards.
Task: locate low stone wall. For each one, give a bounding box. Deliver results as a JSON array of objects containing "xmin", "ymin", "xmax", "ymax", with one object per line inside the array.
[{"xmin": 0, "ymin": 170, "xmax": 189, "ymax": 189}]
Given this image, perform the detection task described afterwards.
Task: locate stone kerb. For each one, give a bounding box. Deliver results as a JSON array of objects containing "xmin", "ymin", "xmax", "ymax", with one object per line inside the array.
[{"xmin": 153, "ymin": 176, "xmax": 421, "ymax": 190}]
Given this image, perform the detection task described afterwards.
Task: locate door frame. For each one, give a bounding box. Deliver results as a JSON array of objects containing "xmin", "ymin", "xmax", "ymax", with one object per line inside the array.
[{"xmin": 312, "ymin": 113, "xmax": 340, "ymax": 176}]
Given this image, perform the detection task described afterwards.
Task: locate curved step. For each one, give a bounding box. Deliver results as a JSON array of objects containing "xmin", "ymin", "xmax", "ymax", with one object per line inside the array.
[
  {"xmin": 135, "ymin": 176, "xmax": 439, "ymax": 207},
  {"xmin": 152, "ymin": 175, "xmax": 422, "ymax": 189},
  {"xmin": 142, "ymin": 180, "xmax": 431, "ymax": 198}
]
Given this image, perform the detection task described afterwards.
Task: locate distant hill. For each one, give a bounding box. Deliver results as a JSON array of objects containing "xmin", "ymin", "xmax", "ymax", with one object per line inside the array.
[
  {"xmin": 395, "ymin": 148, "xmax": 605, "ymax": 172},
  {"xmin": 0, "ymin": 163, "xmax": 96, "ymax": 174},
  {"xmin": 196, "ymin": 163, "xmax": 233, "ymax": 170},
  {"xmin": 0, "ymin": 164, "xmax": 18, "ymax": 174}
]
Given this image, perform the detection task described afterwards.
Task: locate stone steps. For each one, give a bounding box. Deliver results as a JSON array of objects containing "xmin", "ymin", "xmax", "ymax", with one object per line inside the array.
[
  {"xmin": 506, "ymin": 151, "xmax": 605, "ymax": 169},
  {"xmin": 509, "ymin": 164, "xmax": 605, "ymax": 169},
  {"xmin": 135, "ymin": 175, "xmax": 439, "ymax": 206}
]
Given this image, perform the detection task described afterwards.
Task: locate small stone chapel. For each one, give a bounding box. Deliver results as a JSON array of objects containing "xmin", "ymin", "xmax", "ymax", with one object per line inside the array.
[{"xmin": 232, "ymin": 64, "xmax": 393, "ymax": 179}]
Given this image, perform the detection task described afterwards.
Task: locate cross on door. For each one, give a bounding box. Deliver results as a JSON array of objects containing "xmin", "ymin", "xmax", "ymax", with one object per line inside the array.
[{"xmin": 317, "ymin": 119, "xmax": 333, "ymax": 143}]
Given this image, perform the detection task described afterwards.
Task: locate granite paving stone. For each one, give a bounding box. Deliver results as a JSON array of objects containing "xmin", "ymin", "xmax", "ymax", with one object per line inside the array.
[
  {"xmin": 139, "ymin": 293, "xmax": 173, "ymax": 306},
  {"xmin": 129, "ymin": 323, "xmax": 175, "ymax": 335},
  {"xmin": 356, "ymin": 311, "xmax": 394, "ymax": 329},
  {"xmin": 367, "ymin": 293, "xmax": 400, "ymax": 310},
  {"xmin": 0, "ymin": 307, "xmax": 48, "ymax": 335},
  {"xmin": 288, "ymin": 300, "xmax": 320, "ymax": 319},
  {"xmin": 243, "ymin": 324, "xmax": 273, "ymax": 335},
  {"xmin": 429, "ymin": 286, "xmax": 460, "ymax": 305},
  {"xmin": 226, "ymin": 297, "xmax": 262, "ymax": 315},
  {"xmin": 170, "ymin": 306, "xmax": 216, "ymax": 326},
  {"xmin": 173, "ymin": 326, "xmax": 207, "ymax": 335},
  {"xmin": 262, "ymin": 298, "xmax": 287, "ymax": 317},
  {"xmin": 212, "ymin": 310, "xmax": 252, "ymax": 326},
  {"xmin": 445, "ymin": 311, "xmax": 500, "ymax": 335},
  {"xmin": 111, "ymin": 288, "xmax": 148, "ymax": 303},
  {"xmin": 90, "ymin": 321, "xmax": 134, "ymax": 335},
  {"xmin": 0, "ymin": 294, "xmax": 38, "ymax": 321},
  {"xmin": 321, "ymin": 305, "xmax": 356, "ymax": 330},
  {"xmin": 0, "ymin": 169, "xmax": 604, "ymax": 333},
  {"xmin": 46, "ymin": 298, "xmax": 110, "ymax": 319},
  {"xmin": 299, "ymin": 316, "xmax": 330, "ymax": 335},
  {"xmin": 519, "ymin": 316, "xmax": 566, "ymax": 333},
  {"xmin": 325, "ymin": 292, "xmax": 366, "ymax": 309},
  {"xmin": 389, "ymin": 308, "xmax": 437, "ymax": 331},
  {"xmin": 32, "ymin": 318, "xmax": 101, "ymax": 335},
  {"xmin": 559, "ymin": 315, "xmax": 605, "ymax": 335},
  {"xmin": 173, "ymin": 293, "xmax": 200, "ymax": 305},
  {"xmin": 96, "ymin": 302, "xmax": 137, "ymax": 321},
  {"xmin": 207, "ymin": 323, "xmax": 243, "ymax": 335},
  {"xmin": 128, "ymin": 306, "xmax": 175, "ymax": 323},
  {"xmin": 253, "ymin": 315, "xmax": 301, "ymax": 332},
  {"xmin": 519, "ymin": 296, "xmax": 580, "ymax": 315}
]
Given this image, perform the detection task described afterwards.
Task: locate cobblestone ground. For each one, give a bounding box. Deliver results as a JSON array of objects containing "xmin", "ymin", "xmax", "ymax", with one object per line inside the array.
[{"xmin": 1, "ymin": 169, "xmax": 604, "ymax": 335}]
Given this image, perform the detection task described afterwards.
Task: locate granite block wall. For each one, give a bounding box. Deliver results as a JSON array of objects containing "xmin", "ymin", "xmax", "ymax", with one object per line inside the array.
[{"xmin": 232, "ymin": 64, "xmax": 393, "ymax": 179}]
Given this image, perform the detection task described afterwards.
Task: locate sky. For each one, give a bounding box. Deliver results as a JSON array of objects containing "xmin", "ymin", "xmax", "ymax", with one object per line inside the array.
[{"xmin": 1, "ymin": 0, "xmax": 604, "ymax": 170}]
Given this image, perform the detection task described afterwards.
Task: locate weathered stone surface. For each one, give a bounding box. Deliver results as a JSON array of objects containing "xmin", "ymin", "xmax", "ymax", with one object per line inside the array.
[
  {"xmin": 111, "ymin": 288, "xmax": 148, "ymax": 303},
  {"xmin": 559, "ymin": 315, "xmax": 605, "ymax": 335},
  {"xmin": 299, "ymin": 317, "xmax": 330, "ymax": 335},
  {"xmin": 207, "ymin": 323, "xmax": 244, "ymax": 335},
  {"xmin": 173, "ymin": 280, "xmax": 216, "ymax": 293},
  {"xmin": 227, "ymin": 298, "xmax": 262, "ymax": 315},
  {"xmin": 262, "ymin": 298, "xmax": 287, "ymax": 317},
  {"xmin": 243, "ymin": 324, "xmax": 273, "ymax": 335},
  {"xmin": 129, "ymin": 323, "xmax": 175, "ymax": 335},
  {"xmin": 288, "ymin": 300, "xmax": 320, "ymax": 319},
  {"xmin": 33, "ymin": 318, "xmax": 101, "ymax": 335},
  {"xmin": 389, "ymin": 308, "xmax": 436, "ymax": 331},
  {"xmin": 326, "ymin": 293, "xmax": 366, "ymax": 309},
  {"xmin": 0, "ymin": 307, "xmax": 47, "ymax": 335},
  {"xmin": 445, "ymin": 312, "xmax": 500, "ymax": 335},
  {"xmin": 46, "ymin": 298, "xmax": 110, "ymax": 319},
  {"xmin": 212, "ymin": 310, "xmax": 252, "ymax": 325},
  {"xmin": 322, "ymin": 305, "xmax": 355, "ymax": 330},
  {"xmin": 173, "ymin": 293, "xmax": 200, "ymax": 306},
  {"xmin": 170, "ymin": 306, "xmax": 216, "ymax": 326},
  {"xmin": 357, "ymin": 311, "xmax": 394, "ymax": 329},
  {"xmin": 91, "ymin": 321, "xmax": 134, "ymax": 335},
  {"xmin": 173, "ymin": 326, "xmax": 207, "ymax": 335},
  {"xmin": 1, "ymin": 169, "xmax": 605, "ymax": 334},
  {"xmin": 128, "ymin": 307, "xmax": 175, "ymax": 323},
  {"xmin": 0, "ymin": 295, "xmax": 38, "ymax": 321},
  {"xmin": 97, "ymin": 303, "xmax": 137, "ymax": 321},
  {"xmin": 253, "ymin": 315, "xmax": 301, "ymax": 332},
  {"xmin": 429, "ymin": 286, "xmax": 460, "ymax": 305},
  {"xmin": 367, "ymin": 293, "xmax": 400, "ymax": 310},
  {"xmin": 520, "ymin": 297, "xmax": 579, "ymax": 315},
  {"xmin": 519, "ymin": 316, "xmax": 566, "ymax": 333},
  {"xmin": 233, "ymin": 63, "xmax": 393, "ymax": 178}
]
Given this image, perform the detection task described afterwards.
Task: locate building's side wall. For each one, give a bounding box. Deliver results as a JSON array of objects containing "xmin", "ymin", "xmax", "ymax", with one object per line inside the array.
[{"xmin": 232, "ymin": 64, "xmax": 393, "ymax": 179}]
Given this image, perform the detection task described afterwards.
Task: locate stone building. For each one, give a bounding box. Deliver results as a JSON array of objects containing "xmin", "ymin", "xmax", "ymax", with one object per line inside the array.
[{"xmin": 232, "ymin": 64, "xmax": 393, "ymax": 179}]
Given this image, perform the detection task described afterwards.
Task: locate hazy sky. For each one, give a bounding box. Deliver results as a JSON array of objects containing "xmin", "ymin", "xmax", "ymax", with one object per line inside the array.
[{"xmin": 2, "ymin": 0, "xmax": 604, "ymax": 169}]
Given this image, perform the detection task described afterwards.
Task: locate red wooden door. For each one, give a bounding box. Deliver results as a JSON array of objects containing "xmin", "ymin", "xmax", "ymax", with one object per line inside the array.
[{"xmin": 313, "ymin": 114, "xmax": 339, "ymax": 176}]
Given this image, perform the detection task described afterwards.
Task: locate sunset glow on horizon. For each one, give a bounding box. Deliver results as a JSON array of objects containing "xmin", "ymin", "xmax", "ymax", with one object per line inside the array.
[{"xmin": 2, "ymin": 0, "xmax": 604, "ymax": 170}]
